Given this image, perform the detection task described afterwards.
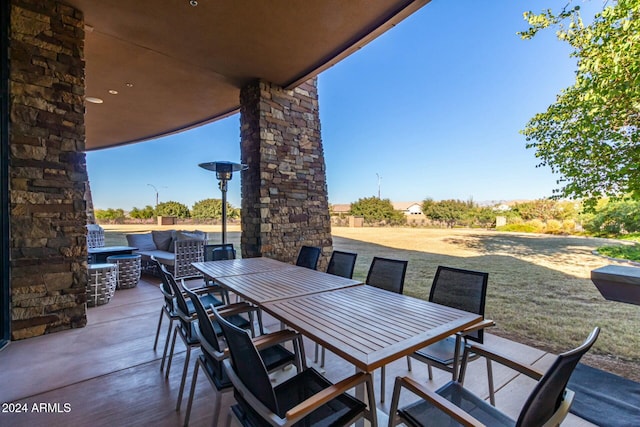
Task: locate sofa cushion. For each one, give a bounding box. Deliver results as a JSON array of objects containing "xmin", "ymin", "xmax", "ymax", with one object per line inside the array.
[
  {"xmin": 126, "ymin": 233, "xmax": 156, "ymax": 251},
  {"xmin": 152, "ymin": 230, "xmax": 174, "ymax": 252},
  {"xmin": 137, "ymin": 250, "xmax": 175, "ymax": 266}
]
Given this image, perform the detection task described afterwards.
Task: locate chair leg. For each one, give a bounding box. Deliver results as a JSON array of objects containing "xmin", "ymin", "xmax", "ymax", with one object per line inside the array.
[
  {"xmin": 154, "ymin": 307, "xmax": 164, "ymax": 351},
  {"xmin": 427, "ymin": 363, "xmax": 433, "ymax": 380},
  {"xmin": 406, "ymin": 355, "xmax": 412, "ymax": 371},
  {"xmin": 211, "ymin": 389, "xmax": 222, "ymax": 427},
  {"xmin": 388, "ymin": 377, "xmax": 403, "ymax": 427},
  {"xmin": 365, "ymin": 374, "xmax": 378, "ymax": 427},
  {"xmin": 487, "ymin": 358, "xmax": 495, "ymax": 406},
  {"xmin": 225, "ymin": 408, "xmax": 233, "ymax": 427},
  {"xmin": 314, "ymin": 342, "xmax": 319, "ymax": 363},
  {"xmin": 166, "ymin": 326, "xmax": 179, "ymax": 379},
  {"xmin": 320, "ymin": 347, "xmax": 326, "ymax": 368},
  {"xmin": 160, "ymin": 318, "xmax": 174, "ymax": 372},
  {"xmin": 176, "ymin": 343, "xmax": 192, "ymax": 410},
  {"xmin": 380, "ymin": 366, "xmax": 386, "ymax": 403},
  {"xmin": 184, "ymin": 360, "xmax": 200, "ymax": 426}
]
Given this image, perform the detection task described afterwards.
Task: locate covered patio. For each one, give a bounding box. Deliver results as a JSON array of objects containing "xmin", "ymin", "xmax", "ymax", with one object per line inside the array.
[{"xmin": 0, "ymin": 274, "xmax": 596, "ymax": 426}]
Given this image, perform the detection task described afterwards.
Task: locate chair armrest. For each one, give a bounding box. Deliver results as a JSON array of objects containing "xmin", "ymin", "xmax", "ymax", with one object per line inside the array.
[
  {"xmin": 460, "ymin": 319, "xmax": 495, "ymax": 336},
  {"xmin": 393, "ymin": 376, "xmax": 484, "ymax": 427},
  {"xmin": 221, "ymin": 330, "xmax": 302, "ymax": 357},
  {"xmin": 252, "ymin": 329, "xmax": 301, "ymax": 351},
  {"xmin": 466, "ymin": 342, "xmax": 544, "ymax": 380},
  {"xmin": 213, "ymin": 302, "xmax": 257, "ymax": 317},
  {"xmin": 285, "ymin": 372, "xmax": 371, "ymax": 422}
]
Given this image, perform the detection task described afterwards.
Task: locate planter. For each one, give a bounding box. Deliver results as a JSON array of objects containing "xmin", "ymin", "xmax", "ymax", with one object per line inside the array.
[{"xmin": 591, "ymin": 265, "xmax": 640, "ymax": 305}]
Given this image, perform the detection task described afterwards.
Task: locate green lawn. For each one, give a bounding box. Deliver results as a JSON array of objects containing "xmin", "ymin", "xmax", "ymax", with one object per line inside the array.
[{"xmin": 102, "ymin": 224, "xmax": 640, "ymax": 381}]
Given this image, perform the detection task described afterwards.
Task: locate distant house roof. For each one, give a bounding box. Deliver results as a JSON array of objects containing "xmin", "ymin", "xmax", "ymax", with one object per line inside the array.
[
  {"xmin": 331, "ymin": 204, "xmax": 351, "ymax": 214},
  {"xmin": 393, "ymin": 202, "xmax": 424, "ymax": 215},
  {"xmin": 392, "ymin": 201, "xmax": 420, "ymax": 211}
]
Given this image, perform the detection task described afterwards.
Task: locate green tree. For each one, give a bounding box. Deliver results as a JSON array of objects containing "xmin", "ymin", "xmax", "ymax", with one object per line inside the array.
[
  {"xmin": 191, "ymin": 198, "xmax": 238, "ymax": 219},
  {"xmin": 156, "ymin": 201, "xmax": 190, "ymax": 218},
  {"xmin": 129, "ymin": 205, "xmax": 155, "ymax": 219},
  {"xmin": 349, "ymin": 197, "xmax": 405, "ymax": 225},
  {"xmin": 583, "ymin": 198, "xmax": 640, "ymax": 235},
  {"xmin": 422, "ymin": 198, "xmax": 473, "ymax": 228},
  {"xmin": 520, "ymin": 0, "xmax": 640, "ymax": 209},
  {"xmin": 95, "ymin": 208, "xmax": 125, "ymax": 222}
]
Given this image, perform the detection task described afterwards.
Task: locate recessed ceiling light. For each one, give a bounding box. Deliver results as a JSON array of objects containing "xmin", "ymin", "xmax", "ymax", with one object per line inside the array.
[
  {"xmin": 108, "ymin": 89, "xmax": 118, "ymax": 95},
  {"xmin": 86, "ymin": 97, "xmax": 103, "ymax": 104},
  {"xmin": 190, "ymin": 0, "xmax": 198, "ymax": 6},
  {"xmin": 125, "ymin": 83, "xmax": 134, "ymax": 88}
]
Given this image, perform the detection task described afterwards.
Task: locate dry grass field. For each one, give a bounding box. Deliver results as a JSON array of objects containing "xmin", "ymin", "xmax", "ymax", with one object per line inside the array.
[{"xmin": 103, "ymin": 224, "xmax": 640, "ymax": 381}]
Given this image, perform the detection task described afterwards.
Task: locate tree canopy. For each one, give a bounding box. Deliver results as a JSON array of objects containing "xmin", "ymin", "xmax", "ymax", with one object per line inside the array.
[
  {"xmin": 520, "ymin": 0, "xmax": 640, "ymax": 209},
  {"xmin": 155, "ymin": 201, "xmax": 190, "ymax": 218},
  {"xmin": 129, "ymin": 205, "xmax": 155, "ymax": 219},
  {"xmin": 191, "ymin": 198, "xmax": 239, "ymax": 219},
  {"xmin": 349, "ymin": 197, "xmax": 405, "ymax": 224}
]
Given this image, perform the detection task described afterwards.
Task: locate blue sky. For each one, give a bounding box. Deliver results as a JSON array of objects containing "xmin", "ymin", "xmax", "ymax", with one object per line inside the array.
[{"xmin": 86, "ymin": 0, "xmax": 601, "ymax": 210}]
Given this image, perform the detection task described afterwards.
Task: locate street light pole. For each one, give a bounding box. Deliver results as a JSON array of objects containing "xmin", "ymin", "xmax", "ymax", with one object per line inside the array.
[{"xmin": 147, "ymin": 183, "xmax": 158, "ymax": 208}]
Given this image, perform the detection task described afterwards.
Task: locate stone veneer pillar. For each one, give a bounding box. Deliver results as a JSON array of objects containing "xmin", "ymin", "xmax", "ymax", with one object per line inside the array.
[
  {"xmin": 8, "ymin": 0, "xmax": 87, "ymax": 339},
  {"xmin": 240, "ymin": 79, "xmax": 332, "ymax": 268}
]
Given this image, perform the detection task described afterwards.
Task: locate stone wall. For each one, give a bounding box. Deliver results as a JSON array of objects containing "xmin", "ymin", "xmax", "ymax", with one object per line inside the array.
[
  {"xmin": 240, "ymin": 79, "xmax": 333, "ymax": 268},
  {"xmin": 9, "ymin": 0, "xmax": 87, "ymax": 339}
]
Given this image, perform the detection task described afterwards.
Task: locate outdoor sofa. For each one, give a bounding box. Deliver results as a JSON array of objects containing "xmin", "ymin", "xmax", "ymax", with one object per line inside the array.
[{"xmin": 126, "ymin": 230, "xmax": 206, "ymax": 280}]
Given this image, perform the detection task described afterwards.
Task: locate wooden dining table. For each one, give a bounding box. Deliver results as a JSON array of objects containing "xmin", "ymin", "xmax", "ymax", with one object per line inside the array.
[
  {"xmin": 192, "ymin": 257, "xmax": 482, "ymax": 424},
  {"xmin": 192, "ymin": 257, "xmax": 296, "ymax": 279},
  {"xmin": 261, "ymin": 284, "xmax": 483, "ymax": 373}
]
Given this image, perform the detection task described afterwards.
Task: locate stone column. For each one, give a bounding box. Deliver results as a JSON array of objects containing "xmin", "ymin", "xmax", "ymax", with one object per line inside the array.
[
  {"xmin": 9, "ymin": 0, "xmax": 88, "ymax": 339},
  {"xmin": 240, "ymin": 79, "xmax": 332, "ymax": 269}
]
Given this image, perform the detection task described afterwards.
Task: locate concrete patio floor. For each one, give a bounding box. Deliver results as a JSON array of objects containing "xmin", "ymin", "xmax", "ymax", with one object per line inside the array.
[{"xmin": 0, "ymin": 275, "xmax": 596, "ymax": 426}]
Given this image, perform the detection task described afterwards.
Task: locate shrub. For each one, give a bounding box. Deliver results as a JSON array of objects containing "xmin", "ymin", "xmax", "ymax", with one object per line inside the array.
[
  {"xmin": 156, "ymin": 201, "xmax": 190, "ymax": 218},
  {"xmin": 350, "ymin": 197, "xmax": 406, "ymax": 225},
  {"xmin": 545, "ymin": 219, "xmax": 562, "ymax": 234}
]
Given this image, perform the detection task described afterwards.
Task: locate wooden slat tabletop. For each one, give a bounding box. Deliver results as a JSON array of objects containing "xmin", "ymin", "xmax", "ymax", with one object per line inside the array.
[
  {"xmin": 261, "ymin": 285, "xmax": 482, "ymax": 372},
  {"xmin": 215, "ymin": 266, "xmax": 363, "ymax": 304},
  {"xmin": 192, "ymin": 257, "xmax": 296, "ymax": 279}
]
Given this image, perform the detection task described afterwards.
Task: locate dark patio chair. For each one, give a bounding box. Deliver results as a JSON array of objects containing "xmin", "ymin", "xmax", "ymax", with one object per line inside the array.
[
  {"xmin": 366, "ymin": 256, "xmax": 408, "ymax": 294},
  {"xmin": 295, "ymin": 245, "xmax": 321, "ymax": 270},
  {"xmin": 182, "ymin": 285, "xmax": 302, "ymax": 427},
  {"xmin": 315, "ymin": 250, "xmax": 358, "ymax": 366},
  {"xmin": 407, "ymin": 266, "xmax": 495, "ymax": 400},
  {"xmin": 202, "ymin": 243, "xmax": 236, "ymax": 304},
  {"xmin": 152, "ymin": 257, "xmax": 223, "ymax": 372},
  {"xmin": 326, "ymin": 250, "xmax": 358, "ymax": 279},
  {"xmin": 389, "ymin": 327, "xmax": 600, "ymax": 427},
  {"xmin": 213, "ymin": 306, "xmax": 379, "ymax": 427},
  {"xmin": 366, "ymin": 256, "xmax": 408, "ymax": 401},
  {"xmin": 160, "ymin": 264, "xmax": 254, "ymax": 412}
]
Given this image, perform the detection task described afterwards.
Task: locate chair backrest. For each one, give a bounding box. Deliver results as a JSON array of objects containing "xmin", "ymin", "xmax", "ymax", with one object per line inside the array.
[
  {"xmin": 204, "ymin": 243, "xmax": 236, "ymax": 261},
  {"xmin": 182, "ymin": 286, "xmax": 223, "ymax": 354},
  {"xmin": 158, "ymin": 263, "xmax": 190, "ymax": 318},
  {"xmin": 516, "ymin": 327, "xmax": 600, "ymax": 427},
  {"xmin": 151, "ymin": 256, "xmax": 174, "ymax": 305},
  {"xmin": 296, "ymin": 245, "xmax": 321, "ymax": 270},
  {"xmin": 366, "ymin": 257, "xmax": 408, "ymax": 294},
  {"xmin": 429, "ymin": 266, "xmax": 489, "ymax": 343},
  {"xmin": 86, "ymin": 224, "xmax": 105, "ymax": 249},
  {"xmin": 212, "ymin": 306, "xmax": 279, "ymax": 415},
  {"xmin": 326, "ymin": 251, "xmax": 357, "ymax": 279}
]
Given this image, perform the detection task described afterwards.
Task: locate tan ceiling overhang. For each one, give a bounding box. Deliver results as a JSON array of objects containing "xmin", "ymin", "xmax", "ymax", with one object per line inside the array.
[{"xmin": 66, "ymin": 0, "xmax": 431, "ymax": 150}]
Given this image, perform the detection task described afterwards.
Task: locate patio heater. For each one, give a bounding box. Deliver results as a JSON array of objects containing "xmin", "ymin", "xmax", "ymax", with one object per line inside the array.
[{"xmin": 198, "ymin": 161, "xmax": 247, "ymax": 245}]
